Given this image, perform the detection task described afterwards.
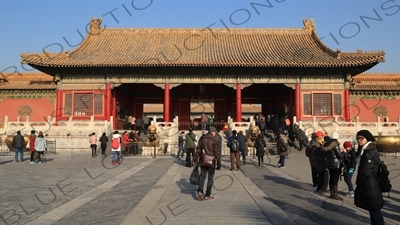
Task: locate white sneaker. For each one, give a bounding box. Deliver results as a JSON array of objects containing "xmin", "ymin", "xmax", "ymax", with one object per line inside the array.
[
  {"xmin": 346, "ymin": 191, "xmax": 354, "ymax": 197},
  {"xmin": 313, "ymin": 186, "xmax": 318, "ymax": 192}
]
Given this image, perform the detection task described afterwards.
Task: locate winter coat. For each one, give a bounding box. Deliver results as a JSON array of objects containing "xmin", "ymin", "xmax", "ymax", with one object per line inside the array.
[
  {"xmin": 99, "ymin": 135, "xmax": 108, "ymax": 146},
  {"xmin": 324, "ymin": 140, "xmax": 341, "ymax": 170},
  {"xmin": 12, "ymin": 134, "xmax": 25, "ymax": 149},
  {"xmin": 185, "ymin": 132, "xmax": 197, "ymax": 149},
  {"xmin": 255, "ymin": 138, "xmax": 266, "ymax": 156},
  {"xmin": 111, "ymin": 134, "xmax": 122, "ymax": 151},
  {"xmin": 237, "ymin": 134, "xmax": 247, "ymax": 151},
  {"xmin": 122, "ymin": 133, "xmax": 130, "ymax": 148},
  {"xmin": 194, "ymin": 133, "xmax": 221, "ymax": 166},
  {"xmin": 342, "ymin": 148, "xmax": 357, "ymax": 172},
  {"xmin": 34, "ymin": 136, "xmax": 47, "ymax": 152},
  {"xmin": 305, "ymin": 145, "xmax": 314, "ymax": 167},
  {"xmin": 311, "ymin": 139, "xmax": 338, "ymax": 172},
  {"xmin": 355, "ymin": 142, "xmax": 384, "ymax": 211},
  {"xmin": 277, "ymin": 138, "xmax": 288, "ymax": 157},
  {"xmin": 214, "ymin": 133, "xmax": 222, "ymax": 154},
  {"xmin": 227, "ymin": 135, "xmax": 244, "ymax": 152},
  {"xmin": 29, "ymin": 134, "xmax": 36, "ymax": 152}
]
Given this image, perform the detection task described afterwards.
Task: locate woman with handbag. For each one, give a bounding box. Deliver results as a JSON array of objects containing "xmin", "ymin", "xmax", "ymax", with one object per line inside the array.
[
  {"xmin": 277, "ymin": 134, "xmax": 288, "ymax": 168},
  {"xmin": 255, "ymin": 135, "xmax": 266, "ymax": 167}
]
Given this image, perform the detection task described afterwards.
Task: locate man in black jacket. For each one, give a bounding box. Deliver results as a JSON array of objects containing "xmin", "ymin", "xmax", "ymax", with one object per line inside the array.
[
  {"xmin": 237, "ymin": 131, "xmax": 247, "ymax": 165},
  {"xmin": 194, "ymin": 126, "xmax": 221, "ymax": 201},
  {"xmin": 12, "ymin": 131, "xmax": 25, "ymax": 162}
]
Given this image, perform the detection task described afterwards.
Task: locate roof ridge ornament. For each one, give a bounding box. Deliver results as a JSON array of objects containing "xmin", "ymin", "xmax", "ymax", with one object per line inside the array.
[
  {"xmin": 89, "ymin": 17, "xmax": 102, "ymax": 35},
  {"xmin": 336, "ymin": 48, "xmax": 342, "ymax": 59},
  {"xmin": 302, "ymin": 18, "xmax": 315, "ymax": 31}
]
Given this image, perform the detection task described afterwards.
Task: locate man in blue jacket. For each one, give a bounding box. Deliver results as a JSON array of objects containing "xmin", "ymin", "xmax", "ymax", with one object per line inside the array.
[{"xmin": 227, "ymin": 130, "xmax": 244, "ymax": 171}]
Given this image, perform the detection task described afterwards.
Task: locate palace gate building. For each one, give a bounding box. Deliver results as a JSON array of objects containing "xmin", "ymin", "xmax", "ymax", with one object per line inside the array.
[{"xmin": 17, "ymin": 18, "xmax": 388, "ymax": 129}]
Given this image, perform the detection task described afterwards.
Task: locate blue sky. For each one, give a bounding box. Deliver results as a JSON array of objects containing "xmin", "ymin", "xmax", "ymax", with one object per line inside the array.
[{"xmin": 1, "ymin": 0, "xmax": 399, "ymax": 73}]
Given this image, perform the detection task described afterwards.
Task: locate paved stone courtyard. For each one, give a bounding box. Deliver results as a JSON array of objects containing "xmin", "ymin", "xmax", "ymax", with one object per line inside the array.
[{"xmin": 0, "ymin": 146, "xmax": 399, "ymax": 225}]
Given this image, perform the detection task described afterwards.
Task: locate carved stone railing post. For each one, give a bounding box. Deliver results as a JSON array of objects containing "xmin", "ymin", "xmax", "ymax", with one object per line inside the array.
[
  {"xmin": 68, "ymin": 116, "xmax": 73, "ymax": 134},
  {"xmin": 312, "ymin": 116, "xmax": 317, "ymax": 131},
  {"xmin": 90, "ymin": 116, "xmax": 94, "ymax": 131},
  {"xmin": 356, "ymin": 116, "xmax": 360, "ymax": 132},
  {"xmin": 4, "ymin": 116, "xmax": 8, "ymax": 130},
  {"xmin": 25, "ymin": 116, "xmax": 30, "ymax": 132},
  {"xmin": 377, "ymin": 116, "xmax": 381, "ymax": 134}
]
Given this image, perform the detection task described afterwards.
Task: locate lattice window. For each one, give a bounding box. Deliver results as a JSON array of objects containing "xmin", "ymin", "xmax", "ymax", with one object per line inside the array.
[
  {"xmin": 62, "ymin": 92, "xmax": 104, "ymax": 116},
  {"xmin": 334, "ymin": 94, "xmax": 342, "ymax": 116},
  {"xmin": 74, "ymin": 93, "xmax": 93, "ymax": 115},
  {"xmin": 303, "ymin": 94, "xmax": 312, "ymax": 115},
  {"xmin": 94, "ymin": 94, "xmax": 103, "ymax": 115},
  {"xmin": 64, "ymin": 94, "xmax": 72, "ymax": 115},
  {"xmin": 313, "ymin": 93, "xmax": 332, "ymax": 116}
]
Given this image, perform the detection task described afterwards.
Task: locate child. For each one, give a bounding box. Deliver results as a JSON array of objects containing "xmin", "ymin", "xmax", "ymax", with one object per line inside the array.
[{"xmin": 342, "ymin": 141, "xmax": 357, "ymax": 197}]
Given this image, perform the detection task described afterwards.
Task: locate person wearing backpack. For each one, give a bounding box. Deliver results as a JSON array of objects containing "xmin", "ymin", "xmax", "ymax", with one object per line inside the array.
[
  {"xmin": 355, "ymin": 130, "xmax": 384, "ymax": 225},
  {"xmin": 342, "ymin": 141, "xmax": 356, "ymax": 197},
  {"xmin": 255, "ymin": 135, "xmax": 266, "ymax": 167},
  {"xmin": 111, "ymin": 130, "xmax": 122, "ymax": 166},
  {"xmin": 227, "ymin": 130, "xmax": 243, "ymax": 171}
]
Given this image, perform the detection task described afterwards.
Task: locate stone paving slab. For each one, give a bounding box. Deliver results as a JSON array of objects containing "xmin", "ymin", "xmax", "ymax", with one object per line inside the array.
[
  {"xmin": 0, "ymin": 151, "xmax": 150, "ymax": 225},
  {"xmin": 122, "ymin": 159, "xmax": 293, "ymax": 225},
  {"xmin": 1, "ymin": 145, "xmax": 399, "ymax": 225}
]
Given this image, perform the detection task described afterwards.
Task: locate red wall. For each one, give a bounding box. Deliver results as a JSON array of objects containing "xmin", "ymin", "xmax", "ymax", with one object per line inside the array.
[
  {"xmin": 351, "ymin": 99, "xmax": 400, "ymax": 122},
  {"xmin": 0, "ymin": 98, "xmax": 55, "ymax": 121}
]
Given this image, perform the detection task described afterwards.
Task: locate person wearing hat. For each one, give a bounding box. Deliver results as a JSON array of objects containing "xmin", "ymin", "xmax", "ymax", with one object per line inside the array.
[
  {"xmin": 323, "ymin": 131, "xmax": 342, "ymax": 200},
  {"xmin": 311, "ymin": 131, "xmax": 336, "ymax": 194},
  {"xmin": 354, "ymin": 130, "xmax": 384, "ymax": 225},
  {"xmin": 194, "ymin": 126, "xmax": 221, "ymax": 201},
  {"xmin": 34, "ymin": 131, "xmax": 47, "ymax": 164},
  {"xmin": 342, "ymin": 141, "xmax": 356, "ymax": 197}
]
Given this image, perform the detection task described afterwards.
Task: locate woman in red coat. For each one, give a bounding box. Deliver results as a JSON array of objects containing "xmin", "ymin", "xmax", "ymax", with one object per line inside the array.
[{"xmin": 29, "ymin": 130, "xmax": 36, "ymax": 164}]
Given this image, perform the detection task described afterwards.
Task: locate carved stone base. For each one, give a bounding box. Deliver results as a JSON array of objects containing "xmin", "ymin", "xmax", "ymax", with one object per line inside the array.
[{"xmin": 142, "ymin": 146, "xmax": 164, "ymax": 156}]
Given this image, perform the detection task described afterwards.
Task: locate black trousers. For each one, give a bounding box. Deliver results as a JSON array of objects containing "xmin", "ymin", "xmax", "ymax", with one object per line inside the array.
[
  {"xmin": 317, "ymin": 169, "xmax": 329, "ymax": 191},
  {"xmin": 197, "ymin": 165, "xmax": 216, "ymax": 197},
  {"xmin": 101, "ymin": 144, "xmax": 107, "ymax": 156},
  {"xmin": 311, "ymin": 167, "xmax": 318, "ymax": 187},
  {"xmin": 329, "ymin": 168, "xmax": 340, "ymax": 186},
  {"xmin": 186, "ymin": 148, "xmax": 195, "ymax": 166},
  {"xmin": 258, "ymin": 156, "xmax": 264, "ymax": 165},
  {"xmin": 90, "ymin": 144, "xmax": 97, "ymax": 156}
]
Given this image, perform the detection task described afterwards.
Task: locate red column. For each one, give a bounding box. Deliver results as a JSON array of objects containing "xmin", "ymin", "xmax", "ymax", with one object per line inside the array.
[
  {"xmin": 344, "ymin": 89, "xmax": 350, "ymax": 122},
  {"xmin": 105, "ymin": 83, "xmax": 111, "ymax": 121},
  {"xmin": 112, "ymin": 88, "xmax": 117, "ymax": 129},
  {"xmin": 56, "ymin": 90, "xmax": 62, "ymax": 122},
  {"xmin": 164, "ymin": 83, "xmax": 170, "ymax": 122},
  {"xmin": 236, "ymin": 83, "xmax": 242, "ymax": 122},
  {"xmin": 295, "ymin": 83, "xmax": 301, "ymax": 119}
]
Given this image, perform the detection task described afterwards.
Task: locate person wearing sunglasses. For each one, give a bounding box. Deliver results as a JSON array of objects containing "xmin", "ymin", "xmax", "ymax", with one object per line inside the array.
[{"xmin": 354, "ymin": 130, "xmax": 384, "ymax": 225}]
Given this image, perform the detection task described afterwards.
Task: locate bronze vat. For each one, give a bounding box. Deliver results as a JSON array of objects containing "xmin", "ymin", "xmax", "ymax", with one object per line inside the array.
[{"xmin": 374, "ymin": 135, "xmax": 400, "ymax": 153}]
